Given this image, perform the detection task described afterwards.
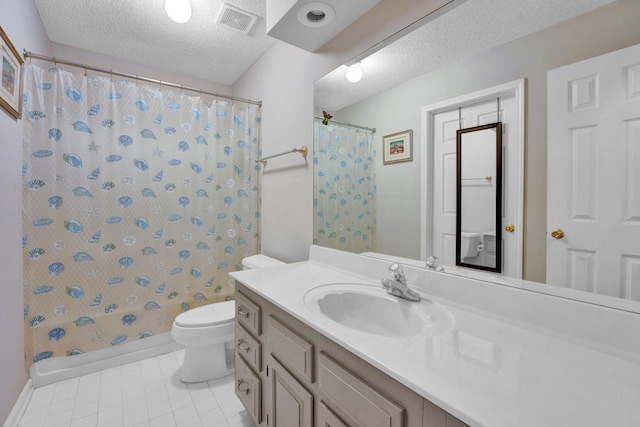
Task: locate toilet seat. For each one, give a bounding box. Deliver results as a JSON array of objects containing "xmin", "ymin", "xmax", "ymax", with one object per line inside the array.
[{"xmin": 174, "ymin": 300, "xmax": 235, "ymax": 328}]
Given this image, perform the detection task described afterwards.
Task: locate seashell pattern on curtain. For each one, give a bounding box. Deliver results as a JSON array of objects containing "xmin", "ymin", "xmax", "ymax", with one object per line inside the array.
[
  {"xmin": 313, "ymin": 119, "xmax": 376, "ymax": 253},
  {"xmin": 22, "ymin": 64, "xmax": 261, "ymax": 366}
]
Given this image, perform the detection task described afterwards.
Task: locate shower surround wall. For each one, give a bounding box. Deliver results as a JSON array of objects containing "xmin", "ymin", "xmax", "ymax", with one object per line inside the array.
[{"xmin": 22, "ymin": 64, "xmax": 261, "ymax": 366}]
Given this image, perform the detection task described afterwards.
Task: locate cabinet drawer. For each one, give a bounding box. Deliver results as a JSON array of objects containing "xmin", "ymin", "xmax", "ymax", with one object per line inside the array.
[
  {"xmin": 318, "ymin": 401, "xmax": 349, "ymax": 427},
  {"xmin": 236, "ymin": 291, "xmax": 262, "ymax": 336},
  {"xmin": 268, "ymin": 315, "xmax": 314, "ymax": 383},
  {"xmin": 319, "ymin": 352, "xmax": 404, "ymax": 427},
  {"xmin": 235, "ymin": 355, "xmax": 262, "ymax": 424},
  {"xmin": 235, "ymin": 323, "xmax": 262, "ymax": 372}
]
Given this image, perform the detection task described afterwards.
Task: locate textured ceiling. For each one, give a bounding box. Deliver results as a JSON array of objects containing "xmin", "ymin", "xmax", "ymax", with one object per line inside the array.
[
  {"xmin": 33, "ymin": 0, "xmax": 276, "ymax": 86},
  {"xmin": 33, "ymin": 0, "xmax": 617, "ymax": 93},
  {"xmin": 314, "ymin": 0, "xmax": 617, "ymax": 112}
]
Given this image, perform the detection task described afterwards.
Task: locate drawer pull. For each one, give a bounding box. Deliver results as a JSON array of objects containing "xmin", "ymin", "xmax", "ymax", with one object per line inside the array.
[
  {"xmin": 237, "ymin": 340, "xmax": 251, "ymax": 352},
  {"xmin": 237, "ymin": 307, "xmax": 250, "ymax": 318},
  {"xmin": 237, "ymin": 380, "xmax": 251, "ymax": 395}
]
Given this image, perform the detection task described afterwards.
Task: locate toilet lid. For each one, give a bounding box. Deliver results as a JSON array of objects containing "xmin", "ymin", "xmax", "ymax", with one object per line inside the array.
[{"xmin": 174, "ymin": 300, "xmax": 235, "ymax": 327}]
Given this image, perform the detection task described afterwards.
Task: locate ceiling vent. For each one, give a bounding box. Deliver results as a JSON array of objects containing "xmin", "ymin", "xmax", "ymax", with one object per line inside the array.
[{"xmin": 217, "ymin": 3, "xmax": 259, "ymax": 35}]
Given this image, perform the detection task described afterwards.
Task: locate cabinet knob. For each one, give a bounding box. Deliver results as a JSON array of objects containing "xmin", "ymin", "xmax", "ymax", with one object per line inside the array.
[
  {"xmin": 237, "ymin": 380, "xmax": 251, "ymax": 395},
  {"xmin": 504, "ymin": 224, "xmax": 515, "ymax": 233},
  {"xmin": 237, "ymin": 307, "xmax": 249, "ymax": 318},
  {"xmin": 551, "ymin": 228, "xmax": 565, "ymax": 239},
  {"xmin": 237, "ymin": 340, "xmax": 250, "ymax": 353}
]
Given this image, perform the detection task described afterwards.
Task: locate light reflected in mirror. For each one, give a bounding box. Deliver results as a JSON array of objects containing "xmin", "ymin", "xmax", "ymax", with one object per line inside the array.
[
  {"xmin": 456, "ymin": 123, "xmax": 502, "ymax": 273},
  {"xmin": 312, "ymin": 0, "xmax": 640, "ymax": 312}
]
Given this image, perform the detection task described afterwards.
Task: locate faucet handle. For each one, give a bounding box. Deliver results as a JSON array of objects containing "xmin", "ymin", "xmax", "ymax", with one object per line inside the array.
[
  {"xmin": 388, "ymin": 263, "xmax": 406, "ymax": 282},
  {"xmin": 426, "ymin": 256, "xmax": 445, "ymax": 272}
]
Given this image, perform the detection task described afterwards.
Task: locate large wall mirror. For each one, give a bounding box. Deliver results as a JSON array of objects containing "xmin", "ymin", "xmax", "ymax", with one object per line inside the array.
[{"xmin": 313, "ymin": 0, "xmax": 640, "ymax": 313}]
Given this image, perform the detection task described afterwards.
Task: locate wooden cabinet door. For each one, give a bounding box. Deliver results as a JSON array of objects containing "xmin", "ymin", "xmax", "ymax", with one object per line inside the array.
[{"xmin": 268, "ymin": 355, "xmax": 313, "ymax": 427}]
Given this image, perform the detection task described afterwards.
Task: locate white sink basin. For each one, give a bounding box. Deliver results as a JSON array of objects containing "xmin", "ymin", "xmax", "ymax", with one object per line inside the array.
[{"xmin": 303, "ymin": 283, "xmax": 454, "ymax": 338}]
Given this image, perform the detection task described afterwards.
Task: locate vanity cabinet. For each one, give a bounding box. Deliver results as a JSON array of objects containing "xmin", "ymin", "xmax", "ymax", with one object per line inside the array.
[{"xmin": 234, "ymin": 283, "xmax": 469, "ymax": 427}]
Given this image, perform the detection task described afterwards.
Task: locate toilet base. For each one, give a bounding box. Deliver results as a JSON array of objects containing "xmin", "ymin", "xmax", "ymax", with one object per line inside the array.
[{"xmin": 179, "ymin": 340, "xmax": 235, "ymax": 383}]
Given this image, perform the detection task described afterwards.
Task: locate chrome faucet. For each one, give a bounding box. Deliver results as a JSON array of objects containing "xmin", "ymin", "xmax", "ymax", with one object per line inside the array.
[{"xmin": 382, "ymin": 263, "xmax": 421, "ymax": 302}]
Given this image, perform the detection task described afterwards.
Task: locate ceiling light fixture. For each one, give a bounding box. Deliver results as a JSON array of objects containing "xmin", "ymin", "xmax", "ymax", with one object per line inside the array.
[
  {"xmin": 345, "ymin": 63, "xmax": 363, "ymax": 83},
  {"xmin": 297, "ymin": 2, "xmax": 335, "ymax": 28},
  {"xmin": 165, "ymin": 0, "xmax": 192, "ymax": 23}
]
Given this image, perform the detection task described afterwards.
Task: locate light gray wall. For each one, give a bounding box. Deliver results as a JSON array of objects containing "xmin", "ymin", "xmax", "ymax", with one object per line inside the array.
[
  {"xmin": 47, "ymin": 44, "xmax": 232, "ymax": 95},
  {"xmin": 233, "ymin": 42, "xmax": 319, "ymax": 262},
  {"xmin": 339, "ymin": 94, "xmax": 423, "ymax": 259},
  {"xmin": 333, "ymin": 0, "xmax": 640, "ymax": 282},
  {"xmin": 0, "ymin": 0, "xmax": 50, "ymax": 421}
]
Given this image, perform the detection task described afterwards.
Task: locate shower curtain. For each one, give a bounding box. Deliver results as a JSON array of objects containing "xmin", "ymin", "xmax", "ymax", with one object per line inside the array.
[
  {"xmin": 313, "ymin": 119, "xmax": 376, "ymax": 253},
  {"xmin": 22, "ymin": 63, "xmax": 261, "ymax": 366}
]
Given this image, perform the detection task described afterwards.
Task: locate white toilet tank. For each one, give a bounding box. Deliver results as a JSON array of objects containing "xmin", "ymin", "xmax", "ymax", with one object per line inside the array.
[{"xmin": 242, "ymin": 254, "xmax": 285, "ymax": 270}]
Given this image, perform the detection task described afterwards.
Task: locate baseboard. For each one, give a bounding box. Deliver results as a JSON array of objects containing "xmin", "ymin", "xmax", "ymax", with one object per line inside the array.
[
  {"xmin": 29, "ymin": 332, "xmax": 182, "ymax": 388},
  {"xmin": 3, "ymin": 379, "xmax": 33, "ymax": 427}
]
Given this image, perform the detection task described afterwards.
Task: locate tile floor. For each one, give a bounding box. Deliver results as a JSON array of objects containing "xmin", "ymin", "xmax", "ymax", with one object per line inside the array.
[{"xmin": 17, "ymin": 349, "xmax": 255, "ymax": 427}]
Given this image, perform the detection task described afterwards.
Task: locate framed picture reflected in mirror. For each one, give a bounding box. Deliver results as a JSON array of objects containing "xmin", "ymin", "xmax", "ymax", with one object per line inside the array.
[{"xmin": 383, "ymin": 129, "xmax": 413, "ymax": 165}]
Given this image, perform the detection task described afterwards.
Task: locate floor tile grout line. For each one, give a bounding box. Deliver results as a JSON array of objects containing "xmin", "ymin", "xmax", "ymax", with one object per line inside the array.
[{"xmin": 18, "ymin": 350, "xmax": 253, "ymax": 427}]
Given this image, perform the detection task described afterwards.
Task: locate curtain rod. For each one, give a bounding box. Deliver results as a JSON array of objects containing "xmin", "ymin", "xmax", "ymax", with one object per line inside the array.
[
  {"xmin": 23, "ymin": 50, "xmax": 262, "ymax": 107},
  {"xmin": 314, "ymin": 115, "xmax": 376, "ymax": 133}
]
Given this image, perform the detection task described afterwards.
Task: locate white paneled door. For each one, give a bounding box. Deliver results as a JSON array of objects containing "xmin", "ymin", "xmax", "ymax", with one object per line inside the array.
[{"xmin": 547, "ymin": 43, "xmax": 640, "ymax": 300}]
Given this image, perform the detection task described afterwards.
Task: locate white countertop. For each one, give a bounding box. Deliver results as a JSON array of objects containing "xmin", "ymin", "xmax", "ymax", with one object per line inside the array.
[{"xmin": 230, "ymin": 253, "xmax": 640, "ymax": 427}]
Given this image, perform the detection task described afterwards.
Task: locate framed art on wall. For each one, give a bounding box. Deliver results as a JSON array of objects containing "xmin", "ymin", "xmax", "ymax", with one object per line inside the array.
[
  {"xmin": 383, "ymin": 129, "xmax": 413, "ymax": 164},
  {"xmin": 0, "ymin": 27, "xmax": 23, "ymax": 120}
]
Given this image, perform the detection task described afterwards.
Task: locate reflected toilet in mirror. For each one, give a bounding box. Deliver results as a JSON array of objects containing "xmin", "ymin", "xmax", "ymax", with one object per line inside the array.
[{"xmin": 459, "ymin": 232, "xmax": 480, "ymax": 262}]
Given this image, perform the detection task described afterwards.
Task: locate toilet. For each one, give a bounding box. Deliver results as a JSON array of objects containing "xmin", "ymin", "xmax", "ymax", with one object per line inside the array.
[
  {"xmin": 460, "ymin": 232, "xmax": 481, "ymax": 261},
  {"xmin": 171, "ymin": 254, "xmax": 284, "ymax": 383}
]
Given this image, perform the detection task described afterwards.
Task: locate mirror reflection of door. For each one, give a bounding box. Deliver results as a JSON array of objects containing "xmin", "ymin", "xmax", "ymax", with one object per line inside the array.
[
  {"xmin": 427, "ymin": 85, "xmax": 522, "ymax": 278},
  {"xmin": 456, "ymin": 123, "xmax": 502, "ymax": 273},
  {"xmin": 547, "ymin": 43, "xmax": 640, "ymax": 300}
]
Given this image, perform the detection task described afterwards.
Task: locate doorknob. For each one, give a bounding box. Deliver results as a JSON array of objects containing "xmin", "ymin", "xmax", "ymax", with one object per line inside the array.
[
  {"xmin": 504, "ymin": 224, "xmax": 515, "ymax": 233},
  {"xmin": 551, "ymin": 229, "xmax": 565, "ymax": 239}
]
